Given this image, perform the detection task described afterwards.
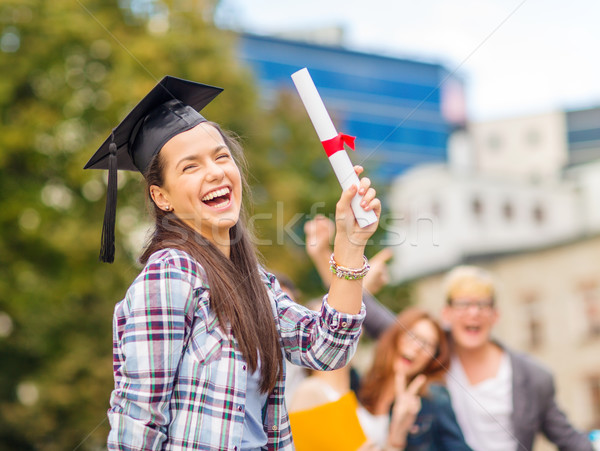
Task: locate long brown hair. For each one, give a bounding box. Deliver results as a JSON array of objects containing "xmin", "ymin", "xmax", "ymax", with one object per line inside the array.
[
  {"xmin": 359, "ymin": 308, "xmax": 449, "ymax": 413},
  {"xmin": 140, "ymin": 122, "xmax": 282, "ymax": 393}
]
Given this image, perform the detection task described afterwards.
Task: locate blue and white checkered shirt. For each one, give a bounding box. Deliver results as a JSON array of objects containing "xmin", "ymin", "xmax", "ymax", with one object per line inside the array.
[{"xmin": 107, "ymin": 248, "xmax": 365, "ymax": 450}]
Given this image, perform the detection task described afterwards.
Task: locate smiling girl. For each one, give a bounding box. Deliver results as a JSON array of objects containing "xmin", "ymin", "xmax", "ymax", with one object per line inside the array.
[
  {"xmin": 359, "ymin": 308, "xmax": 471, "ymax": 451},
  {"xmin": 85, "ymin": 76, "xmax": 380, "ymax": 451}
]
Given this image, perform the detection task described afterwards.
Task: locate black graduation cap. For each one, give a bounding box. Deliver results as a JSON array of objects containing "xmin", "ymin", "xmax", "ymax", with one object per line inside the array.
[{"xmin": 84, "ymin": 75, "xmax": 223, "ymax": 263}]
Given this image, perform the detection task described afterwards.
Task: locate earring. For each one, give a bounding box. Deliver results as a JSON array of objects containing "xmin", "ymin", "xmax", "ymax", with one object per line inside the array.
[{"xmin": 165, "ymin": 206, "xmax": 171, "ymax": 211}]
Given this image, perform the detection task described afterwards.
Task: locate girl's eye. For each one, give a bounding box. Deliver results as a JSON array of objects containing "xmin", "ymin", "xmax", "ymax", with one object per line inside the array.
[
  {"xmin": 217, "ymin": 153, "xmax": 230, "ymax": 160},
  {"xmin": 183, "ymin": 164, "xmax": 197, "ymax": 172}
]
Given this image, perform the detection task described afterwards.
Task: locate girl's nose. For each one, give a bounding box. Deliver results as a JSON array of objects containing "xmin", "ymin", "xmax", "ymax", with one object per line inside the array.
[{"xmin": 205, "ymin": 160, "xmax": 225, "ymax": 181}]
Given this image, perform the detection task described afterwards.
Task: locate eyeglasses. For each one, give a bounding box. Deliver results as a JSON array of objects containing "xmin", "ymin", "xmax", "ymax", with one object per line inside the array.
[
  {"xmin": 449, "ymin": 298, "xmax": 494, "ymax": 312},
  {"xmin": 400, "ymin": 331, "xmax": 438, "ymax": 355}
]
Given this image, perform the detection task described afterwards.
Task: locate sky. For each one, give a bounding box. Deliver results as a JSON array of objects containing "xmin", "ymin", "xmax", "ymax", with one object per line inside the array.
[{"xmin": 215, "ymin": 0, "xmax": 600, "ymax": 122}]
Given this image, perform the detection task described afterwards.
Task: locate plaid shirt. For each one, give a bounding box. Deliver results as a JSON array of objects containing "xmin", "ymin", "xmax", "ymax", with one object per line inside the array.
[{"xmin": 107, "ymin": 248, "xmax": 365, "ymax": 450}]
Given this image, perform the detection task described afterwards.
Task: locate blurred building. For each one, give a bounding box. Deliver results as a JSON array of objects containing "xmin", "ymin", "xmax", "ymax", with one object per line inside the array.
[
  {"xmin": 235, "ymin": 32, "xmax": 466, "ymax": 183},
  {"xmin": 386, "ymin": 163, "xmax": 584, "ymax": 281},
  {"xmin": 388, "ymin": 107, "xmax": 600, "ymax": 281},
  {"xmin": 469, "ymin": 111, "xmax": 568, "ymax": 181}
]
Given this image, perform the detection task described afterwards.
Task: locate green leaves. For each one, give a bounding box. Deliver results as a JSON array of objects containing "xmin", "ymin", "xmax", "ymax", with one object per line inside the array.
[{"xmin": 0, "ymin": 1, "xmax": 245, "ymax": 449}]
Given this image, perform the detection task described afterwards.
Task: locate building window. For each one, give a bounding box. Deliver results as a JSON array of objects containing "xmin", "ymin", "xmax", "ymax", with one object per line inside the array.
[
  {"xmin": 588, "ymin": 375, "xmax": 600, "ymax": 429},
  {"xmin": 502, "ymin": 201, "xmax": 514, "ymax": 221},
  {"xmin": 579, "ymin": 281, "xmax": 600, "ymax": 338},
  {"xmin": 522, "ymin": 293, "xmax": 543, "ymax": 349},
  {"xmin": 532, "ymin": 204, "xmax": 545, "ymax": 224},
  {"xmin": 431, "ymin": 200, "xmax": 441, "ymax": 221},
  {"xmin": 472, "ymin": 197, "xmax": 483, "ymax": 220}
]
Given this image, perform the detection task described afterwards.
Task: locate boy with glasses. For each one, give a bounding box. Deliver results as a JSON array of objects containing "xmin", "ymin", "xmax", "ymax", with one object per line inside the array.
[{"xmin": 442, "ymin": 266, "xmax": 592, "ymax": 451}]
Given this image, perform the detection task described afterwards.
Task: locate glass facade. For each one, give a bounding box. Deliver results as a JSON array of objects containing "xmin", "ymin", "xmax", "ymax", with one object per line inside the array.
[
  {"xmin": 567, "ymin": 107, "xmax": 600, "ymax": 166},
  {"xmin": 236, "ymin": 33, "xmax": 464, "ymax": 183}
]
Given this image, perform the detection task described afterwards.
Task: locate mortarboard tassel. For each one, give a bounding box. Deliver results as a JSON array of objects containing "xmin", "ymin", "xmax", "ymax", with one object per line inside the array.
[{"xmin": 99, "ymin": 133, "xmax": 118, "ymax": 263}]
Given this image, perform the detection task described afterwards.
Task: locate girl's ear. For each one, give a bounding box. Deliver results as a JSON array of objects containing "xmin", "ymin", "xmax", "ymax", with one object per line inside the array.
[{"xmin": 150, "ymin": 185, "xmax": 171, "ymax": 212}]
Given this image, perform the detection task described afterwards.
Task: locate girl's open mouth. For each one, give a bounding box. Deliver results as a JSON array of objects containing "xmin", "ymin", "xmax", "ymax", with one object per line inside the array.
[
  {"xmin": 201, "ymin": 187, "xmax": 231, "ymax": 209},
  {"xmin": 464, "ymin": 325, "xmax": 481, "ymax": 334}
]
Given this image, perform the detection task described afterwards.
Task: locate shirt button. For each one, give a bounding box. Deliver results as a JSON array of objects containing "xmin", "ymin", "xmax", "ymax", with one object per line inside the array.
[
  {"xmin": 237, "ymin": 405, "xmax": 243, "ymax": 412},
  {"xmin": 242, "ymin": 365, "xmax": 247, "ymax": 371},
  {"xmin": 272, "ymin": 425, "xmax": 278, "ymax": 431},
  {"xmin": 341, "ymin": 321, "xmax": 348, "ymax": 327},
  {"xmin": 273, "ymin": 388, "xmax": 278, "ymax": 394}
]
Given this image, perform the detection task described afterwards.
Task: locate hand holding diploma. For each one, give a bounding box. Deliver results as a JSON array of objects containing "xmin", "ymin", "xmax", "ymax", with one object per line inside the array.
[
  {"xmin": 333, "ymin": 165, "xmax": 380, "ymax": 265},
  {"xmin": 291, "ymin": 68, "xmax": 378, "ymax": 228},
  {"xmin": 293, "ymin": 68, "xmax": 379, "ymax": 316}
]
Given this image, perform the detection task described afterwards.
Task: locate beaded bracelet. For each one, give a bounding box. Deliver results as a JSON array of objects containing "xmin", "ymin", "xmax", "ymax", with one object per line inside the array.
[{"xmin": 329, "ymin": 253, "xmax": 370, "ymax": 280}]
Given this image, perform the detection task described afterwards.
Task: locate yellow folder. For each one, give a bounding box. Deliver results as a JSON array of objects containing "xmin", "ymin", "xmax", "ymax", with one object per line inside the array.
[{"xmin": 289, "ymin": 391, "xmax": 368, "ymax": 451}]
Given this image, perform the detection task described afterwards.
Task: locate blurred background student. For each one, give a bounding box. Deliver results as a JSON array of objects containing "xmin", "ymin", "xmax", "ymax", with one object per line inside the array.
[
  {"xmin": 359, "ymin": 308, "xmax": 471, "ymax": 450},
  {"xmin": 442, "ymin": 266, "xmax": 593, "ymax": 451}
]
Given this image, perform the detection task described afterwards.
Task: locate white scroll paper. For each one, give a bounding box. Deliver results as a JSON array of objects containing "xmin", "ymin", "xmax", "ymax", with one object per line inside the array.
[{"xmin": 291, "ymin": 68, "xmax": 378, "ymax": 228}]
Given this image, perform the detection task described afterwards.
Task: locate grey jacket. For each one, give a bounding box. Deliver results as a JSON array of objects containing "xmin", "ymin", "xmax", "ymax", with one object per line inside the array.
[{"xmin": 509, "ymin": 348, "xmax": 593, "ymax": 451}]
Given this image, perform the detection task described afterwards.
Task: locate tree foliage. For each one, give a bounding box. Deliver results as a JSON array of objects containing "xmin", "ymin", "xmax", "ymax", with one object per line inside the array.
[{"xmin": 0, "ymin": 1, "xmax": 257, "ymax": 448}]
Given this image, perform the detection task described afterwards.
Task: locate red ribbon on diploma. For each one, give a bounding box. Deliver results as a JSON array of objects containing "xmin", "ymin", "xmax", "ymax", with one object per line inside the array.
[{"xmin": 321, "ymin": 133, "xmax": 356, "ymax": 157}]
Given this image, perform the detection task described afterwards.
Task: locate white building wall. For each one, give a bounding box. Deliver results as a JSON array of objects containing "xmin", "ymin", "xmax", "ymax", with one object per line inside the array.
[
  {"xmin": 469, "ymin": 111, "xmax": 568, "ymax": 181},
  {"xmin": 386, "ymin": 165, "xmax": 460, "ymax": 280},
  {"xmin": 388, "ymin": 164, "xmax": 583, "ymax": 282}
]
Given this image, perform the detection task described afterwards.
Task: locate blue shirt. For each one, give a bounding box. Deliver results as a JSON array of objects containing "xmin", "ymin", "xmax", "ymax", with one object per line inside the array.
[{"xmin": 241, "ymin": 367, "xmax": 268, "ymax": 449}]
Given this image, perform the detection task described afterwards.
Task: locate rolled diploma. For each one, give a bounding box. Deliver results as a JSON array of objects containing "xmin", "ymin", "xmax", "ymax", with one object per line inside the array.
[{"xmin": 291, "ymin": 68, "xmax": 377, "ymax": 228}]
